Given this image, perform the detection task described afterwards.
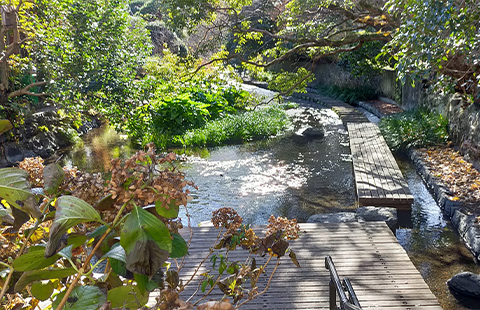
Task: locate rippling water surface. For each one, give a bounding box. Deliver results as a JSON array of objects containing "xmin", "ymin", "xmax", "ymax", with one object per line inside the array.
[{"xmin": 58, "ymin": 86, "xmax": 480, "ymax": 309}]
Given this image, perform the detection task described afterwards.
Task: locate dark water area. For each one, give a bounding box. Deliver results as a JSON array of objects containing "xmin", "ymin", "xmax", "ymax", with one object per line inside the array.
[
  {"xmin": 396, "ymin": 158, "xmax": 480, "ymax": 310},
  {"xmin": 58, "ymin": 86, "xmax": 480, "ymax": 309}
]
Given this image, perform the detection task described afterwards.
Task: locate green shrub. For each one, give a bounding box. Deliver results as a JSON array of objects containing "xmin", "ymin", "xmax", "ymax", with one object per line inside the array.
[
  {"xmin": 379, "ymin": 108, "xmax": 449, "ymax": 152},
  {"xmin": 317, "ymin": 84, "xmax": 378, "ymax": 104},
  {"xmin": 176, "ymin": 106, "xmax": 291, "ymax": 147}
]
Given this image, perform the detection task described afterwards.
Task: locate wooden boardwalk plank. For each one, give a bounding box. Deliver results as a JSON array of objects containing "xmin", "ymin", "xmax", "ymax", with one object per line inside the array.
[
  {"xmin": 154, "ymin": 222, "xmax": 441, "ymax": 309},
  {"xmin": 347, "ymin": 123, "xmax": 414, "ymax": 209}
]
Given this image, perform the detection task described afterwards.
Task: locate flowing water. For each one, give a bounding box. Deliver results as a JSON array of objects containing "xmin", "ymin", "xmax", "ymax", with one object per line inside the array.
[{"xmin": 57, "ymin": 85, "xmax": 480, "ymax": 309}]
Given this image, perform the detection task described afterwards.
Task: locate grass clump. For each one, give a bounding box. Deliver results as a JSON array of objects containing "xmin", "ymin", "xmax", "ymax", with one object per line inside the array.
[
  {"xmin": 317, "ymin": 85, "xmax": 378, "ymax": 104},
  {"xmin": 176, "ymin": 106, "xmax": 291, "ymax": 147},
  {"xmin": 379, "ymin": 108, "xmax": 449, "ymax": 152}
]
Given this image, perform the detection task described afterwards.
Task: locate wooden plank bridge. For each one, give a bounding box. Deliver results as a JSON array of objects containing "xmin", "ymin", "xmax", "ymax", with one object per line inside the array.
[
  {"xmin": 295, "ymin": 92, "xmax": 414, "ymax": 210},
  {"xmin": 170, "ymin": 222, "xmax": 442, "ymax": 309}
]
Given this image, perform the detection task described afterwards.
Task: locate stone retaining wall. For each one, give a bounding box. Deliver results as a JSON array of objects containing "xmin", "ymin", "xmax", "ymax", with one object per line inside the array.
[
  {"xmin": 409, "ymin": 149, "xmax": 480, "ymax": 262},
  {"xmin": 0, "ymin": 109, "xmax": 101, "ymax": 167}
]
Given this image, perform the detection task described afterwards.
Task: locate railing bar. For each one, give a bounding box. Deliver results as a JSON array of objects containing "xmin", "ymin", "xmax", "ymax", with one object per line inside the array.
[
  {"xmin": 325, "ymin": 256, "xmax": 363, "ymax": 310},
  {"xmin": 343, "ymin": 278, "xmax": 361, "ymax": 307}
]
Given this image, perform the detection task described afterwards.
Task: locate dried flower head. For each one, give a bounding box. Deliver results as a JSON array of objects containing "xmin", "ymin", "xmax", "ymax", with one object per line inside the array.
[
  {"xmin": 19, "ymin": 157, "xmax": 44, "ymax": 187},
  {"xmin": 266, "ymin": 215, "xmax": 300, "ymax": 240},
  {"xmin": 211, "ymin": 207, "xmax": 243, "ymax": 233}
]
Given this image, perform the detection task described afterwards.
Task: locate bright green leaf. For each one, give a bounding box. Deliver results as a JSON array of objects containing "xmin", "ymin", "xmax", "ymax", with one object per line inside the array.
[
  {"xmin": 155, "ymin": 197, "xmax": 179, "ymax": 219},
  {"xmin": 53, "ymin": 285, "xmax": 106, "ymax": 310},
  {"xmin": 31, "ymin": 281, "xmax": 54, "ymax": 301},
  {"xmin": 12, "ymin": 249, "xmax": 60, "ymax": 272},
  {"xmin": 107, "ymin": 285, "xmax": 148, "ymax": 309},
  {"xmin": 0, "ymin": 119, "xmax": 13, "ymax": 135},
  {"xmin": 0, "ymin": 168, "xmax": 41, "ymax": 218},
  {"xmin": 170, "ymin": 233, "xmax": 188, "ymax": 258},
  {"xmin": 14, "ymin": 268, "xmax": 77, "ymax": 292}
]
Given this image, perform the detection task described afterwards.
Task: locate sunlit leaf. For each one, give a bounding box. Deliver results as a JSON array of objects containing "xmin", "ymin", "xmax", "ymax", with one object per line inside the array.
[
  {"xmin": 14, "ymin": 268, "xmax": 76, "ymax": 292},
  {"xmin": 107, "ymin": 285, "xmax": 148, "ymax": 309},
  {"xmin": 0, "ymin": 119, "xmax": 13, "ymax": 135},
  {"xmin": 45, "ymin": 196, "xmax": 102, "ymax": 257},
  {"xmin": 52, "ymin": 285, "xmax": 106, "ymax": 310},
  {"xmin": 31, "ymin": 281, "xmax": 54, "ymax": 301},
  {"xmin": 0, "ymin": 168, "xmax": 41, "ymax": 218},
  {"xmin": 12, "ymin": 249, "xmax": 60, "ymax": 271}
]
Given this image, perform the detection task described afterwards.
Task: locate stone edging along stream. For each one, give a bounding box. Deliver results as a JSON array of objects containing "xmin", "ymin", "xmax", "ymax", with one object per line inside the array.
[{"xmin": 409, "ymin": 149, "xmax": 480, "ymax": 262}]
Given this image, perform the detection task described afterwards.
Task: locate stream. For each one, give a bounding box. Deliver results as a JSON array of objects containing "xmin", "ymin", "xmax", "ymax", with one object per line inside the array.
[{"xmin": 56, "ymin": 85, "xmax": 479, "ymax": 309}]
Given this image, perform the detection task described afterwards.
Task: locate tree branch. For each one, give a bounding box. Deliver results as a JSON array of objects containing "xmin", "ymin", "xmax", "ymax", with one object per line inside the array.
[{"xmin": 8, "ymin": 81, "xmax": 49, "ymax": 98}]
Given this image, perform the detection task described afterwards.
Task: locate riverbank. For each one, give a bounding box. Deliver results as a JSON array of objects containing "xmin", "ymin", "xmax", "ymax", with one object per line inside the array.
[{"xmin": 0, "ymin": 107, "xmax": 101, "ymax": 167}]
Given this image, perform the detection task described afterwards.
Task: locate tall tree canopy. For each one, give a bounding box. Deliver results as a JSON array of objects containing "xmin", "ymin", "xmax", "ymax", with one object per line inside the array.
[
  {"xmin": 0, "ymin": 0, "xmax": 151, "ymax": 121},
  {"xmin": 163, "ymin": 0, "xmax": 479, "ymax": 102}
]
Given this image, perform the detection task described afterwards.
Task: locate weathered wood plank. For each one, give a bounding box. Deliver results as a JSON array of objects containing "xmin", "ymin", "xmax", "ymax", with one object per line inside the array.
[
  {"xmin": 147, "ymin": 222, "xmax": 441, "ymax": 309},
  {"xmin": 347, "ymin": 123, "xmax": 414, "ymax": 209}
]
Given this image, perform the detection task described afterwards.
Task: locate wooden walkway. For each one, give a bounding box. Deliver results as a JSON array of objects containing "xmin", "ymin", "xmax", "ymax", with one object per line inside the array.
[
  {"xmin": 173, "ymin": 222, "xmax": 442, "ymax": 309},
  {"xmin": 295, "ymin": 92, "xmax": 414, "ymax": 209},
  {"xmin": 349, "ymin": 123, "xmax": 414, "ymax": 208}
]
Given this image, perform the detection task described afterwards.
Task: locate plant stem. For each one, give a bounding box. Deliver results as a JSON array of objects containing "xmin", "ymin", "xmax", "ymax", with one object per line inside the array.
[
  {"xmin": 234, "ymin": 257, "xmax": 280, "ymax": 309},
  {"xmin": 0, "ymin": 197, "xmax": 54, "ymax": 302},
  {"xmin": 55, "ymin": 202, "xmax": 130, "ymax": 309}
]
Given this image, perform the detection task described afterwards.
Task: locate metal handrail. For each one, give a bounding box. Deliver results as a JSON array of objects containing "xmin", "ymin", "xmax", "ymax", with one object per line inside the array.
[{"xmin": 325, "ymin": 256, "xmax": 363, "ymax": 310}]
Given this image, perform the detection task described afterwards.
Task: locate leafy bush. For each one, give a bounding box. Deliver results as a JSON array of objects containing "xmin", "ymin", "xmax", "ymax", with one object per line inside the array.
[
  {"xmin": 178, "ymin": 106, "xmax": 291, "ymax": 147},
  {"xmin": 317, "ymin": 84, "xmax": 378, "ymax": 104},
  {"xmin": 379, "ymin": 108, "xmax": 449, "ymax": 152},
  {"xmin": 1, "ymin": 146, "xmax": 301, "ymax": 309}
]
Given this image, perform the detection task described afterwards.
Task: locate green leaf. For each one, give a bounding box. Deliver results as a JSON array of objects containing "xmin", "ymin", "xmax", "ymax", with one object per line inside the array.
[
  {"xmin": 0, "ymin": 168, "xmax": 41, "ymax": 218},
  {"xmin": 107, "ymin": 285, "xmax": 148, "ymax": 309},
  {"xmin": 53, "ymin": 285, "xmax": 106, "ymax": 310},
  {"xmin": 100, "ymin": 243, "xmax": 126, "ymax": 262},
  {"xmin": 120, "ymin": 206, "xmax": 172, "ymax": 276},
  {"xmin": 67, "ymin": 234, "xmax": 88, "ymax": 249},
  {"xmin": 53, "ymin": 196, "xmax": 102, "ymax": 227},
  {"xmin": 170, "ymin": 233, "xmax": 188, "ymax": 258},
  {"xmin": 31, "ymin": 281, "xmax": 54, "ymax": 301},
  {"xmin": 12, "ymin": 249, "xmax": 60, "ymax": 271},
  {"xmin": 155, "ymin": 197, "xmax": 179, "ymax": 218},
  {"xmin": 0, "ymin": 119, "xmax": 13, "ymax": 135},
  {"xmin": 109, "ymin": 258, "xmax": 128, "ymax": 278},
  {"xmin": 58, "ymin": 245, "xmax": 73, "ymax": 261},
  {"xmin": 43, "ymin": 163, "xmax": 65, "ymax": 195},
  {"xmin": 14, "ymin": 268, "xmax": 76, "ymax": 292},
  {"xmin": 45, "ymin": 196, "xmax": 102, "ymax": 257}
]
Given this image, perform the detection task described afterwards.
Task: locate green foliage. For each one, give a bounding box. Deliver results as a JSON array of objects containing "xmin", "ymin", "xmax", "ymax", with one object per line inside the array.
[
  {"xmin": 317, "ymin": 84, "xmax": 378, "ymax": 104},
  {"xmin": 384, "ymin": 0, "xmax": 480, "ymax": 104},
  {"xmin": 338, "ymin": 41, "xmax": 391, "ymax": 78},
  {"xmin": 178, "ymin": 106, "xmax": 291, "ymax": 147},
  {"xmin": 379, "ymin": 108, "xmax": 449, "ymax": 152},
  {"xmin": 35, "ymin": 0, "xmax": 152, "ymax": 115}
]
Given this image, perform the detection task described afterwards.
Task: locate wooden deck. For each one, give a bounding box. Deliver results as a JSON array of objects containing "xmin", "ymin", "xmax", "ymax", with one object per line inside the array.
[
  {"xmin": 348, "ymin": 123, "xmax": 414, "ymax": 209},
  {"xmin": 172, "ymin": 222, "xmax": 442, "ymax": 309},
  {"xmin": 295, "ymin": 92, "xmax": 414, "ymax": 210}
]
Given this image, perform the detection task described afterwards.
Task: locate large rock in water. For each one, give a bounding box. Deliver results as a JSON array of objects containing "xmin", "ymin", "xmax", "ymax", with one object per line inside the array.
[
  {"xmin": 307, "ymin": 212, "xmax": 357, "ymax": 223},
  {"xmin": 301, "ymin": 127, "xmax": 325, "ymax": 139},
  {"xmin": 447, "ymin": 272, "xmax": 480, "ymax": 299},
  {"xmin": 356, "ymin": 206, "xmax": 397, "ymax": 230}
]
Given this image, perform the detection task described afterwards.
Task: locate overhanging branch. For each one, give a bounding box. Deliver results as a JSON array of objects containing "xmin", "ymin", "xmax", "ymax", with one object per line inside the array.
[{"xmin": 8, "ymin": 81, "xmax": 49, "ymax": 98}]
